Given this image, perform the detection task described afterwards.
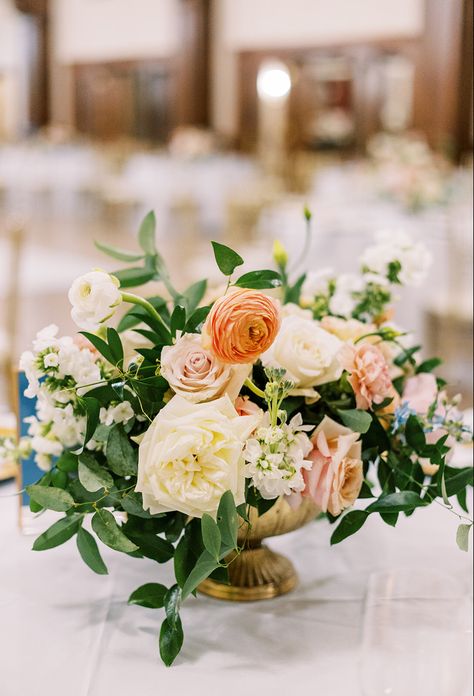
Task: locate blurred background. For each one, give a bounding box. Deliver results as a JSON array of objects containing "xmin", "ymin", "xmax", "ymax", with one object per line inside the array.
[{"xmin": 0, "ymin": 0, "xmax": 472, "ymax": 416}]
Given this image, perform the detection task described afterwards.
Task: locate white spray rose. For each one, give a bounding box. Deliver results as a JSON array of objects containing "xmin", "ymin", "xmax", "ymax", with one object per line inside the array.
[
  {"xmin": 136, "ymin": 395, "xmax": 261, "ymax": 518},
  {"xmin": 261, "ymin": 315, "xmax": 343, "ymax": 395},
  {"xmin": 68, "ymin": 271, "xmax": 122, "ymax": 331},
  {"xmin": 160, "ymin": 333, "xmax": 250, "ymax": 404}
]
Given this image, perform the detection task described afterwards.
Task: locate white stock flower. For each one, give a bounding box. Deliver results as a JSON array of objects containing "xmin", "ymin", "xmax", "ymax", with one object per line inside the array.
[
  {"xmin": 261, "ymin": 315, "xmax": 343, "ymax": 393},
  {"xmin": 361, "ymin": 230, "xmax": 432, "ymax": 286},
  {"xmin": 100, "ymin": 401, "xmax": 135, "ymax": 427},
  {"xmin": 329, "ymin": 274, "xmax": 364, "ymax": 316},
  {"xmin": 68, "ymin": 271, "xmax": 122, "ymax": 331},
  {"xmin": 301, "ymin": 268, "xmax": 334, "ymax": 305},
  {"xmin": 136, "ymin": 395, "xmax": 261, "ymax": 518},
  {"xmin": 243, "ymin": 413, "xmax": 313, "ymax": 499}
]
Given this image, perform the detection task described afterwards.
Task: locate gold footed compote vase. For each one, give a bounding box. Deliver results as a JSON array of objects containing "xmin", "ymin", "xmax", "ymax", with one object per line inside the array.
[{"xmin": 199, "ymin": 498, "xmax": 319, "ymax": 601}]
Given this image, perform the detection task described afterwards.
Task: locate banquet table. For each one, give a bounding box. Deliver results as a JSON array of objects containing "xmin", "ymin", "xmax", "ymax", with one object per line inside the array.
[{"xmin": 0, "ymin": 469, "xmax": 472, "ymax": 696}]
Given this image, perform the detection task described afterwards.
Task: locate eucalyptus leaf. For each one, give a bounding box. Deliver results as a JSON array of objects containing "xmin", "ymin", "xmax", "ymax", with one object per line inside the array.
[
  {"xmin": 337, "ymin": 409, "xmax": 372, "ymax": 434},
  {"xmin": 76, "ymin": 527, "xmax": 108, "ymax": 575},
  {"xmin": 94, "ymin": 240, "xmax": 144, "ymax": 263},
  {"xmin": 138, "ymin": 211, "xmax": 157, "ymax": 255},
  {"xmin": 32, "ymin": 514, "xmax": 83, "ymax": 551},
  {"xmin": 201, "ymin": 514, "xmax": 221, "ymax": 561},
  {"xmin": 106, "ymin": 425, "xmax": 138, "ymax": 476},
  {"xmin": 26, "ymin": 484, "xmax": 75, "ymax": 512},
  {"xmin": 91, "ymin": 510, "xmax": 138, "ymax": 553},
  {"xmin": 456, "ymin": 523, "xmax": 472, "ymax": 552},
  {"xmin": 78, "ymin": 453, "xmax": 114, "ymax": 493}
]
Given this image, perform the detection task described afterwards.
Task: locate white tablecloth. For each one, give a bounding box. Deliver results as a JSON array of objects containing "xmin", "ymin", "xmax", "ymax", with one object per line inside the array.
[{"xmin": 0, "ymin": 477, "xmax": 472, "ymax": 696}]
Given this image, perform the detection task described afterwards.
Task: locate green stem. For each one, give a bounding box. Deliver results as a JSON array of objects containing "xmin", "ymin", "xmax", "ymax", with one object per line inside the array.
[
  {"xmin": 121, "ymin": 292, "xmax": 170, "ymax": 332},
  {"xmin": 244, "ymin": 378, "xmax": 265, "ymax": 400}
]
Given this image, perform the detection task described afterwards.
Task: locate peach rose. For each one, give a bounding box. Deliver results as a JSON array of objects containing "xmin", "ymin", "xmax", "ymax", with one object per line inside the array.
[
  {"xmin": 234, "ymin": 396, "xmax": 263, "ymax": 418},
  {"xmin": 320, "ymin": 316, "xmax": 375, "ymax": 343},
  {"xmin": 301, "ymin": 416, "xmax": 363, "ymax": 516},
  {"xmin": 340, "ymin": 343, "xmax": 393, "ymax": 410},
  {"xmin": 202, "ymin": 289, "xmax": 281, "ymax": 364},
  {"xmin": 160, "ymin": 333, "xmax": 249, "ymax": 403}
]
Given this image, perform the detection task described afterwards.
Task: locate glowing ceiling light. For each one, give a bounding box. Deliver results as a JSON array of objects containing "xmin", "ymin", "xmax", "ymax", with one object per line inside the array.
[{"xmin": 257, "ymin": 61, "xmax": 291, "ymax": 102}]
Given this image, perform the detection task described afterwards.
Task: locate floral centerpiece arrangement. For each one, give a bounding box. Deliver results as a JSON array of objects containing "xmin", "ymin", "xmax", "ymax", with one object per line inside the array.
[
  {"xmin": 367, "ymin": 132, "xmax": 452, "ymax": 212},
  {"xmin": 13, "ymin": 211, "xmax": 472, "ymax": 666}
]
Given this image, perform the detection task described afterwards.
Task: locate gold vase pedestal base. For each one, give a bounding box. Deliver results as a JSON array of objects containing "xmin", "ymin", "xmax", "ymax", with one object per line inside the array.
[{"xmin": 198, "ymin": 544, "xmax": 298, "ymax": 601}]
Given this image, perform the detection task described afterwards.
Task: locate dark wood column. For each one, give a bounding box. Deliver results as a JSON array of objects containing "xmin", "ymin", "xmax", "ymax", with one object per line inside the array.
[
  {"xmin": 175, "ymin": 0, "xmax": 210, "ymax": 126},
  {"xmin": 14, "ymin": 0, "xmax": 50, "ymax": 130}
]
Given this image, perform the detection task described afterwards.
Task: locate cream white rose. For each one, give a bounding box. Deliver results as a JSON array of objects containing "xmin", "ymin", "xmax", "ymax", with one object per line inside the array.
[
  {"xmin": 135, "ymin": 395, "xmax": 261, "ymax": 518},
  {"xmin": 160, "ymin": 333, "xmax": 250, "ymax": 403},
  {"xmin": 261, "ymin": 315, "xmax": 343, "ymax": 394},
  {"xmin": 68, "ymin": 271, "xmax": 121, "ymax": 331}
]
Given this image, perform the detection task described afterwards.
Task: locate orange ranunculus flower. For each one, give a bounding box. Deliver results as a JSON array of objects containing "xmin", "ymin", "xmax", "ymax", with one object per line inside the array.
[{"xmin": 202, "ymin": 289, "xmax": 281, "ymax": 364}]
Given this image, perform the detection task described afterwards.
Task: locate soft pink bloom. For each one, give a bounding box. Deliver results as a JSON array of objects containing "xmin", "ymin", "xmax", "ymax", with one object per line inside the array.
[
  {"xmin": 402, "ymin": 373, "xmax": 437, "ymax": 414},
  {"xmin": 299, "ymin": 416, "xmax": 363, "ymax": 516},
  {"xmin": 402, "ymin": 372, "xmax": 450, "ymax": 475},
  {"xmin": 234, "ymin": 396, "xmax": 263, "ymax": 418},
  {"xmin": 340, "ymin": 343, "xmax": 392, "ymax": 410}
]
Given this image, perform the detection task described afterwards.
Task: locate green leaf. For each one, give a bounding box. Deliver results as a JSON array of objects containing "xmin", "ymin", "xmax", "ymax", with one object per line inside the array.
[
  {"xmin": 76, "ymin": 527, "xmax": 108, "ymax": 575},
  {"xmin": 456, "ymin": 523, "xmax": 472, "ymax": 552},
  {"xmin": 128, "ymin": 583, "xmax": 167, "ymax": 608},
  {"xmin": 405, "ymin": 415, "xmax": 426, "ymax": 452},
  {"xmin": 337, "ymin": 409, "xmax": 372, "ymax": 434},
  {"xmin": 184, "ymin": 305, "xmax": 212, "ymax": 332},
  {"xmin": 78, "ymin": 453, "xmax": 114, "ymax": 493},
  {"xmin": 80, "ymin": 331, "xmax": 115, "ymax": 364},
  {"xmin": 112, "ymin": 267, "xmax": 156, "ymax": 289},
  {"xmin": 159, "ymin": 616, "xmax": 184, "ymax": 667},
  {"xmin": 106, "ymin": 328, "xmax": 124, "ymax": 368},
  {"xmin": 284, "ymin": 273, "xmax": 306, "ymax": 304},
  {"xmin": 94, "ymin": 240, "xmax": 145, "ymax": 263},
  {"xmin": 201, "ymin": 514, "xmax": 221, "ymax": 561},
  {"xmin": 81, "ymin": 396, "xmax": 101, "ymax": 449},
  {"xmin": 164, "ymin": 584, "xmax": 181, "ymax": 627},
  {"xmin": 444, "ymin": 467, "xmax": 474, "ymax": 497},
  {"xmin": 179, "ymin": 279, "xmax": 207, "ymax": 315},
  {"xmin": 416, "ymin": 357, "xmax": 443, "ymax": 374},
  {"xmin": 216, "ymin": 490, "xmax": 238, "ymax": 549},
  {"xmin": 234, "ymin": 270, "xmax": 282, "ymax": 289},
  {"xmin": 330, "ymin": 510, "xmax": 369, "ymax": 544},
  {"xmin": 51, "ymin": 469, "xmax": 68, "ymax": 489},
  {"xmin": 380, "ymin": 512, "xmax": 399, "ymax": 527},
  {"xmin": 33, "ymin": 514, "xmax": 82, "ymax": 551},
  {"xmin": 124, "ymin": 529, "xmax": 174, "ymax": 563},
  {"xmin": 91, "ymin": 510, "xmax": 138, "ymax": 553},
  {"xmin": 170, "ymin": 305, "xmax": 186, "ymax": 336},
  {"xmin": 120, "ymin": 491, "xmax": 154, "ymax": 519},
  {"xmin": 117, "ymin": 296, "xmax": 167, "ymax": 332},
  {"xmin": 106, "ymin": 425, "xmax": 138, "ymax": 476},
  {"xmin": 367, "ymin": 491, "xmax": 428, "ymax": 513},
  {"xmin": 181, "ymin": 550, "xmax": 220, "ymax": 600},
  {"xmin": 211, "ymin": 241, "xmax": 244, "ymax": 276},
  {"xmin": 56, "ymin": 452, "xmax": 78, "ymax": 473},
  {"xmin": 174, "ymin": 528, "xmax": 198, "ymax": 588},
  {"xmin": 138, "ymin": 211, "xmax": 157, "ymax": 255},
  {"xmin": 26, "ymin": 484, "xmax": 75, "ymax": 512}
]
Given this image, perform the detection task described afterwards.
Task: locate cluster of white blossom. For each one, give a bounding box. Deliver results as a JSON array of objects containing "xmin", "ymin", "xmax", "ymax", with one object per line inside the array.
[
  {"xmin": 19, "ymin": 325, "xmax": 134, "ymax": 471},
  {"xmin": 361, "ymin": 229, "xmax": 432, "ymax": 287},
  {"xmin": 243, "ymin": 413, "xmax": 313, "ymax": 499}
]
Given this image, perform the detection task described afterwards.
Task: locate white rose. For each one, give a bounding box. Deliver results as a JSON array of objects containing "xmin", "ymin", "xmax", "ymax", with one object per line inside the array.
[
  {"xmin": 68, "ymin": 271, "xmax": 122, "ymax": 331},
  {"xmin": 261, "ymin": 315, "xmax": 343, "ymax": 391},
  {"xmin": 136, "ymin": 395, "xmax": 261, "ymax": 518},
  {"xmin": 160, "ymin": 333, "xmax": 250, "ymax": 404}
]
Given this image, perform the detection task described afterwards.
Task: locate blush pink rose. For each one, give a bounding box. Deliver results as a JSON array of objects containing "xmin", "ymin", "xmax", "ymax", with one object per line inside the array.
[
  {"xmin": 298, "ymin": 416, "xmax": 363, "ymax": 516},
  {"xmin": 160, "ymin": 333, "xmax": 249, "ymax": 403},
  {"xmin": 340, "ymin": 343, "xmax": 392, "ymax": 410}
]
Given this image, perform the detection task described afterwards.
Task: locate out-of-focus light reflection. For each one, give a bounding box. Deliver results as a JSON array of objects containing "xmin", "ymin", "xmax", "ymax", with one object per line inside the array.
[{"xmin": 257, "ymin": 61, "xmax": 291, "ymax": 101}]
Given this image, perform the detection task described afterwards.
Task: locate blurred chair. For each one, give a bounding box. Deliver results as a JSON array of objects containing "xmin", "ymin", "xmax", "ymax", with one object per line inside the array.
[{"xmin": 0, "ymin": 222, "xmax": 24, "ymax": 410}]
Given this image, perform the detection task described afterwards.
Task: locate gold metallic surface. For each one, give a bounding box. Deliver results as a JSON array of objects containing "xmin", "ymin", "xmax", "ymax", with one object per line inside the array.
[{"xmin": 198, "ymin": 497, "xmax": 319, "ymax": 601}]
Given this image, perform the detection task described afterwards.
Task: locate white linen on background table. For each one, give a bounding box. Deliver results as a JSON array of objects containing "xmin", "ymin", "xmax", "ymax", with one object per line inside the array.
[{"xmin": 0, "ymin": 475, "xmax": 472, "ymax": 696}]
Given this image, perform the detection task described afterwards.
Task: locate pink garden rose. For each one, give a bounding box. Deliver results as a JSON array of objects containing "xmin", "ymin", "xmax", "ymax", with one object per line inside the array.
[
  {"xmin": 300, "ymin": 416, "xmax": 363, "ymax": 516},
  {"xmin": 234, "ymin": 396, "xmax": 263, "ymax": 418},
  {"xmin": 340, "ymin": 343, "xmax": 392, "ymax": 410},
  {"xmin": 160, "ymin": 333, "xmax": 249, "ymax": 404}
]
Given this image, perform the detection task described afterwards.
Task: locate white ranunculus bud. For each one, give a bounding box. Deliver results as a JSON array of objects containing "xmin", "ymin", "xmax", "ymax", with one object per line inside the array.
[{"xmin": 68, "ymin": 271, "xmax": 121, "ymax": 331}]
